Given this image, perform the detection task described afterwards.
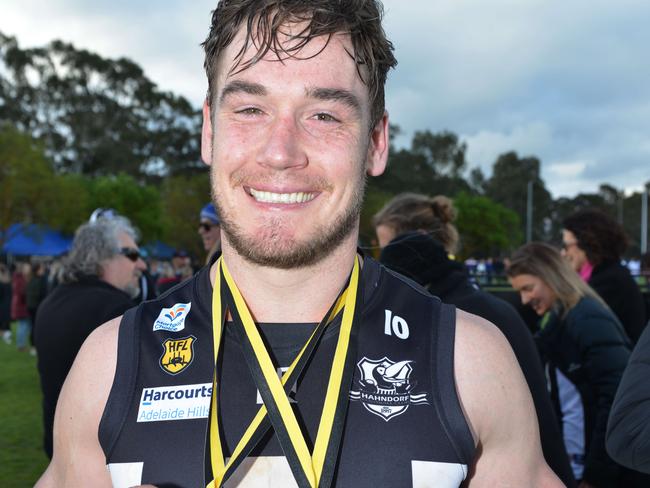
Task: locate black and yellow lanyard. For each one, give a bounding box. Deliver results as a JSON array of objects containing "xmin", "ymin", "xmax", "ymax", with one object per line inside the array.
[{"xmin": 206, "ymin": 256, "xmax": 362, "ymax": 488}]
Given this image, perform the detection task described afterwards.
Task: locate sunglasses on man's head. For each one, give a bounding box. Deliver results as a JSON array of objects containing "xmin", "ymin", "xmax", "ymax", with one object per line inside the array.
[{"xmin": 120, "ymin": 247, "xmax": 141, "ymax": 262}]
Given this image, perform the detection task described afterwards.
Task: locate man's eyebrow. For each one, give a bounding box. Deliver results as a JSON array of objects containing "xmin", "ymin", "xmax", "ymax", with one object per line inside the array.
[
  {"xmin": 219, "ymin": 80, "xmax": 267, "ymax": 103},
  {"xmin": 306, "ymin": 87, "xmax": 362, "ymax": 114}
]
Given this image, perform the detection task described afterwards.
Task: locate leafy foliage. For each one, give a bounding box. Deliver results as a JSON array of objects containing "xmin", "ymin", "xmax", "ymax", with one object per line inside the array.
[
  {"xmin": 87, "ymin": 174, "xmax": 165, "ymax": 243},
  {"xmin": 0, "ymin": 124, "xmax": 57, "ymax": 246},
  {"xmin": 483, "ymin": 151, "xmax": 553, "ymax": 241},
  {"xmin": 0, "ymin": 32, "xmax": 201, "ymax": 179},
  {"xmin": 454, "ymin": 192, "xmax": 523, "ymax": 259},
  {"xmin": 159, "ymin": 172, "xmax": 213, "ymax": 260},
  {"xmin": 1, "ymin": 33, "xmax": 647, "ymax": 259}
]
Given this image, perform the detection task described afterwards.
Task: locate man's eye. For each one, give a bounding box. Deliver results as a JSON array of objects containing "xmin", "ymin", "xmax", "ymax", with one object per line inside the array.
[
  {"xmin": 314, "ymin": 113, "xmax": 338, "ymax": 122},
  {"xmin": 237, "ymin": 107, "xmax": 262, "ymax": 115}
]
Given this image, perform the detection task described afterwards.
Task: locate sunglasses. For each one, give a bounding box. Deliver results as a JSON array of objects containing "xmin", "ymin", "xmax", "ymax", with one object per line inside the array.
[
  {"xmin": 120, "ymin": 247, "xmax": 142, "ymax": 262},
  {"xmin": 199, "ymin": 223, "xmax": 218, "ymax": 232}
]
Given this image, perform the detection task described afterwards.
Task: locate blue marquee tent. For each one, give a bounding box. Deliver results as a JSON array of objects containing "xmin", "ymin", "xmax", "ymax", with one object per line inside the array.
[
  {"xmin": 1, "ymin": 223, "xmax": 72, "ymax": 256},
  {"xmin": 143, "ymin": 240, "xmax": 176, "ymax": 260}
]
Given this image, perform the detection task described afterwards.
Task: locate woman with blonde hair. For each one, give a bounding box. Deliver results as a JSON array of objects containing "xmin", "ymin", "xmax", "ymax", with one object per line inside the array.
[
  {"xmin": 507, "ymin": 242, "xmax": 636, "ymax": 488},
  {"xmin": 373, "ymin": 193, "xmax": 576, "ymax": 486}
]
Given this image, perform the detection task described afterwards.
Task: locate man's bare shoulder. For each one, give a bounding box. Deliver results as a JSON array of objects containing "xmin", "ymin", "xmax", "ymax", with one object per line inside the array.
[
  {"xmin": 83, "ymin": 316, "xmax": 121, "ymax": 359},
  {"xmin": 453, "ymin": 309, "xmax": 515, "ymax": 439},
  {"xmin": 35, "ymin": 316, "xmax": 122, "ymax": 488},
  {"xmin": 453, "ymin": 310, "xmax": 563, "ymax": 487}
]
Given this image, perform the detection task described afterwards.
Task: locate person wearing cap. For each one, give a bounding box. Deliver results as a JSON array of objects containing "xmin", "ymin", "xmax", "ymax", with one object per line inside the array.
[{"xmin": 199, "ymin": 202, "xmax": 221, "ymax": 263}]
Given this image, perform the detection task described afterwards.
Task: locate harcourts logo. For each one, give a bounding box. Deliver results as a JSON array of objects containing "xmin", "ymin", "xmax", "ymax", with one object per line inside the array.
[
  {"xmin": 153, "ymin": 302, "xmax": 191, "ymax": 332},
  {"xmin": 137, "ymin": 383, "xmax": 212, "ymax": 423}
]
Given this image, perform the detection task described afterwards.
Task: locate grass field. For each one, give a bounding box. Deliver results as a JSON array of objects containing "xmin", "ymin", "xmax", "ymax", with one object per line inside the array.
[{"xmin": 0, "ymin": 324, "xmax": 49, "ymax": 487}]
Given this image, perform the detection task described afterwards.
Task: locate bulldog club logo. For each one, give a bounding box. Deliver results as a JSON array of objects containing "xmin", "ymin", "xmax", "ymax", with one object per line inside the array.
[
  {"xmin": 350, "ymin": 357, "xmax": 428, "ymax": 421},
  {"xmin": 159, "ymin": 335, "xmax": 196, "ymax": 375}
]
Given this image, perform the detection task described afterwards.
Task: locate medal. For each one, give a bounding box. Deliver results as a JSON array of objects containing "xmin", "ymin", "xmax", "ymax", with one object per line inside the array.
[{"xmin": 206, "ymin": 256, "xmax": 362, "ymax": 488}]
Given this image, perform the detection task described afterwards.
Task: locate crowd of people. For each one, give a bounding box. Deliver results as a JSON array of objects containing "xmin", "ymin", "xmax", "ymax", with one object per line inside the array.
[
  {"xmin": 1, "ymin": 1, "xmax": 649, "ymax": 487},
  {"xmin": 372, "ymin": 194, "xmax": 650, "ymax": 487},
  {"xmin": 1, "ymin": 203, "xmax": 223, "ymax": 348}
]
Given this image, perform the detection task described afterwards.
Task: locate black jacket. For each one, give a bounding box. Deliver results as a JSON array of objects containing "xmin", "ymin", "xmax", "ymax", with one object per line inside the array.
[
  {"xmin": 607, "ymin": 323, "xmax": 650, "ymax": 473},
  {"xmin": 589, "ymin": 260, "xmax": 646, "ymax": 344},
  {"xmin": 34, "ymin": 277, "xmax": 135, "ymax": 458},
  {"xmin": 380, "ymin": 232, "xmax": 576, "ymax": 487},
  {"xmin": 537, "ymin": 297, "xmax": 631, "ymax": 486}
]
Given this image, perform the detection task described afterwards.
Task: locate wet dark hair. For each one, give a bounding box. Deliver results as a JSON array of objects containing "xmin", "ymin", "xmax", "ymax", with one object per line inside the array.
[
  {"xmin": 202, "ymin": 0, "xmax": 397, "ymax": 128},
  {"xmin": 562, "ymin": 209, "xmax": 628, "ymax": 266}
]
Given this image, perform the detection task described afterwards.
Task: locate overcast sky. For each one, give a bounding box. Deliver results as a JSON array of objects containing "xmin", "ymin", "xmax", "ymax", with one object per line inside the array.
[{"xmin": 3, "ymin": 0, "xmax": 649, "ymax": 198}]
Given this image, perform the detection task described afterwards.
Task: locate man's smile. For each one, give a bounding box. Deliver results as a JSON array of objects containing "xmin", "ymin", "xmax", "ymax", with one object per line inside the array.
[{"xmin": 247, "ymin": 187, "xmax": 317, "ymax": 204}]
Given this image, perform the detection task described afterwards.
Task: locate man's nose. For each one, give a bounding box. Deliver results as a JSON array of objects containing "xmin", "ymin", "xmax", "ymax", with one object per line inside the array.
[
  {"xmin": 257, "ymin": 115, "xmax": 307, "ymax": 170},
  {"xmin": 520, "ymin": 292, "xmax": 530, "ymax": 305},
  {"xmin": 136, "ymin": 258, "xmax": 146, "ymax": 271}
]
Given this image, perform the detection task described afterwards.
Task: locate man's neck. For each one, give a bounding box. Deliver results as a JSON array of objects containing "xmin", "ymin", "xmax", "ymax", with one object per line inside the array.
[{"xmin": 211, "ymin": 236, "xmax": 359, "ymax": 323}]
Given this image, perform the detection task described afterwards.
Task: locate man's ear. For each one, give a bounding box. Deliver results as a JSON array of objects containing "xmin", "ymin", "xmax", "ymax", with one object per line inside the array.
[
  {"xmin": 201, "ymin": 100, "xmax": 213, "ymax": 166},
  {"xmin": 366, "ymin": 111, "xmax": 389, "ymax": 177}
]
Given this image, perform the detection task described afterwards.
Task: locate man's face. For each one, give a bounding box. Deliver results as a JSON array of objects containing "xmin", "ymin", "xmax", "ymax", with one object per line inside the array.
[
  {"xmin": 561, "ymin": 229, "xmax": 588, "ymax": 272},
  {"xmin": 171, "ymin": 256, "xmax": 185, "ymax": 270},
  {"xmin": 102, "ymin": 231, "xmax": 145, "ymax": 296},
  {"xmin": 198, "ymin": 220, "xmax": 221, "ymax": 252},
  {"xmin": 201, "ymin": 25, "xmax": 388, "ymax": 268}
]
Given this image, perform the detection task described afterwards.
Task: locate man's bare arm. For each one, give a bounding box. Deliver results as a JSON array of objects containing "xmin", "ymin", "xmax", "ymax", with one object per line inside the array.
[
  {"xmin": 35, "ymin": 318, "xmax": 121, "ymax": 488},
  {"xmin": 454, "ymin": 310, "xmax": 564, "ymax": 487}
]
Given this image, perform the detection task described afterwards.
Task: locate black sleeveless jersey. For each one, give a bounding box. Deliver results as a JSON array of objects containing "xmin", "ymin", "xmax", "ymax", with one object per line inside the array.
[{"xmin": 99, "ymin": 257, "xmax": 475, "ymax": 487}]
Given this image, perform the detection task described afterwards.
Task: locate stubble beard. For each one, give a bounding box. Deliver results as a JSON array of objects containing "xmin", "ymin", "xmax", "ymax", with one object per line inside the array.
[{"xmin": 211, "ymin": 165, "xmax": 367, "ymax": 270}]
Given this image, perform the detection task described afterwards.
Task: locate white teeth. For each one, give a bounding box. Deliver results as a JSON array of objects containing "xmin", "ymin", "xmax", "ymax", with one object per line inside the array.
[{"xmin": 249, "ymin": 188, "xmax": 316, "ymax": 204}]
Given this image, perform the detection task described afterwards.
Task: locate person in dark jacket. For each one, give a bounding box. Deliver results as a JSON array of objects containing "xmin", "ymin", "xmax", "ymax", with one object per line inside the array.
[
  {"xmin": 562, "ymin": 209, "xmax": 646, "ymax": 344},
  {"xmin": 11, "ymin": 262, "xmax": 32, "ymax": 351},
  {"xmin": 26, "ymin": 262, "xmax": 48, "ymax": 346},
  {"xmin": 508, "ymin": 242, "xmax": 650, "ymax": 487},
  {"xmin": 374, "ymin": 193, "xmax": 576, "ymax": 487},
  {"xmin": 607, "ymin": 323, "xmax": 650, "ymax": 473},
  {"xmin": 34, "ymin": 216, "xmax": 145, "ymax": 458},
  {"xmin": 0, "ymin": 263, "xmax": 12, "ymax": 344}
]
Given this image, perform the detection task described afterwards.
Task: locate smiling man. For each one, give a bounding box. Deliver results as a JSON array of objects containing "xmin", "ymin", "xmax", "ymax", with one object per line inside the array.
[{"xmin": 36, "ymin": 2, "xmax": 562, "ymax": 487}]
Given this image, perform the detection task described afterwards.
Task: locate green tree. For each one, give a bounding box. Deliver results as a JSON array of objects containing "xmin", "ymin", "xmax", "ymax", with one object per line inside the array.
[
  {"xmin": 484, "ymin": 151, "xmax": 553, "ymax": 241},
  {"xmin": 0, "ymin": 124, "xmax": 57, "ymax": 246},
  {"xmin": 468, "ymin": 167, "xmax": 486, "ymax": 194},
  {"xmin": 0, "ymin": 32, "xmax": 201, "ymax": 179},
  {"xmin": 370, "ymin": 129, "xmax": 471, "ymax": 197},
  {"xmin": 454, "ymin": 192, "xmax": 522, "ymax": 259},
  {"xmin": 411, "ymin": 129, "xmax": 467, "ymax": 177},
  {"xmin": 45, "ymin": 173, "xmax": 91, "ymax": 235},
  {"xmin": 87, "ymin": 174, "xmax": 165, "ymax": 243},
  {"xmin": 159, "ymin": 172, "xmax": 212, "ymax": 260}
]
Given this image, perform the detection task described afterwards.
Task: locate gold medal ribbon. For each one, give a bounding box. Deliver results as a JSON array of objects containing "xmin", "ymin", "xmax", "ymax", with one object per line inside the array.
[{"xmin": 205, "ymin": 256, "xmax": 362, "ymax": 488}]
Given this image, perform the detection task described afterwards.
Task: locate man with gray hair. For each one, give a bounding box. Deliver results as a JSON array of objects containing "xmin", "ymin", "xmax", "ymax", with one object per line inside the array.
[{"xmin": 33, "ymin": 216, "xmax": 145, "ymax": 458}]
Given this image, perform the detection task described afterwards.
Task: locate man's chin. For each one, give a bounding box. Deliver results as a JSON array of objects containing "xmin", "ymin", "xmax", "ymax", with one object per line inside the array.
[
  {"xmin": 124, "ymin": 282, "xmax": 140, "ymax": 299},
  {"xmin": 233, "ymin": 239, "xmax": 324, "ymax": 269}
]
